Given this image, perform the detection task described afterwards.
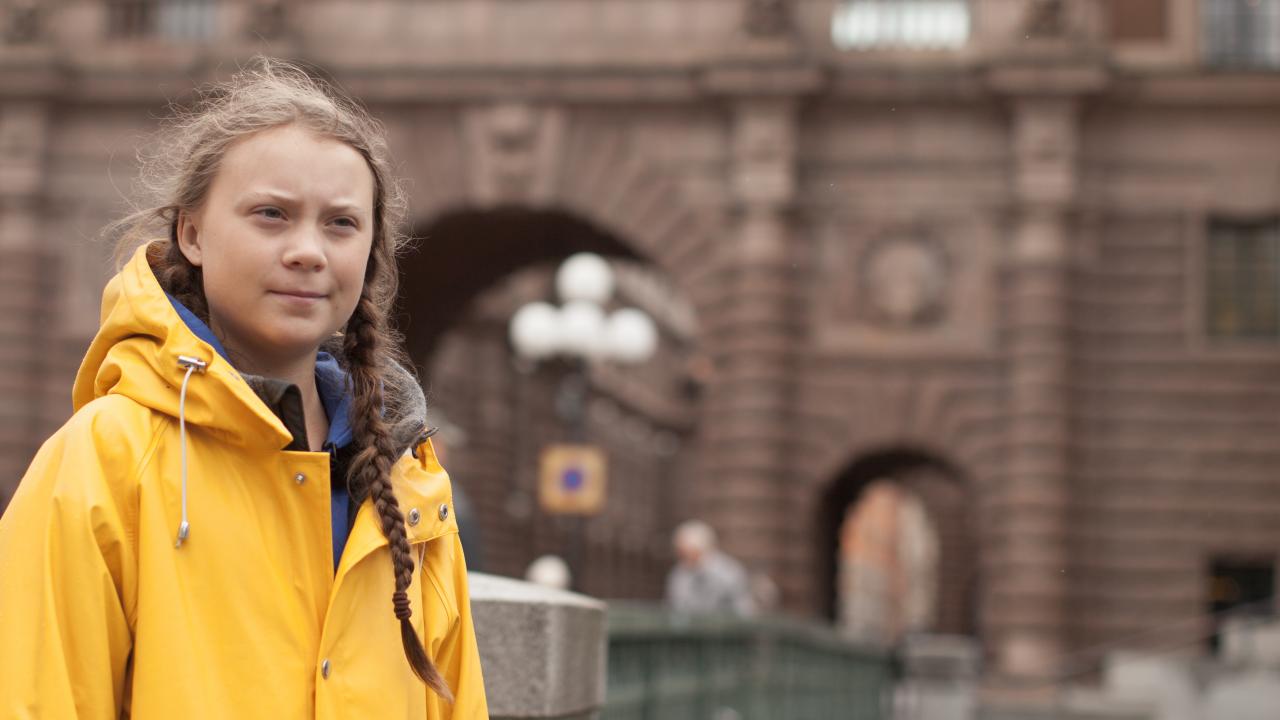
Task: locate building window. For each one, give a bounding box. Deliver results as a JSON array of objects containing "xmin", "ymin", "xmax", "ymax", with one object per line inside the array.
[
  {"xmin": 1206, "ymin": 217, "xmax": 1280, "ymax": 339},
  {"xmin": 107, "ymin": 0, "xmax": 216, "ymax": 41},
  {"xmin": 1203, "ymin": 0, "xmax": 1280, "ymax": 69},
  {"xmin": 831, "ymin": 0, "xmax": 970, "ymax": 51}
]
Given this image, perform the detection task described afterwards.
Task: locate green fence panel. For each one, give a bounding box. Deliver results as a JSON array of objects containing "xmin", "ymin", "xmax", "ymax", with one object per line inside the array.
[{"xmin": 604, "ymin": 604, "xmax": 890, "ymax": 720}]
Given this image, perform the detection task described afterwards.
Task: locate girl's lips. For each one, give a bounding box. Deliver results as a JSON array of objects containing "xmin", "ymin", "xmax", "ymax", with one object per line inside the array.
[
  {"xmin": 269, "ymin": 290, "xmax": 328, "ymax": 308},
  {"xmin": 269, "ymin": 290, "xmax": 327, "ymax": 299}
]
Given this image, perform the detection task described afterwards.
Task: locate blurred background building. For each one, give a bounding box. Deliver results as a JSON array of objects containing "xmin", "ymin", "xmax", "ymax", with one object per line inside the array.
[{"xmin": 2, "ymin": 0, "xmax": 1280, "ymax": 698}]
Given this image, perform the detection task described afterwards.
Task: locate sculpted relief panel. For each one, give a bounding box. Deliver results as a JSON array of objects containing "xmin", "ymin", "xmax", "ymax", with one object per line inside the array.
[
  {"xmin": 812, "ymin": 212, "xmax": 998, "ymax": 355},
  {"xmin": 859, "ymin": 233, "xmax": 950, "ymax": 330}
]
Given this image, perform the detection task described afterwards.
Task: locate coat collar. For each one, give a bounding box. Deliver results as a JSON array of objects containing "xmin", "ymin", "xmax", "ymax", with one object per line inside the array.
[
  {"xmin": 336, "ymin": 437, "xmax": 459, "ymax": 578},
  {"xmin": 164, "ymin": 290, "xmax": 355, "ymax": 452}
]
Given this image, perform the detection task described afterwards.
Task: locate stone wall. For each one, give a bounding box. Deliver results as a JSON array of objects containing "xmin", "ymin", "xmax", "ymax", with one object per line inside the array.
[{"xmin": 2, "ymin": 0, "xmax": 1280, "ymax": 685}]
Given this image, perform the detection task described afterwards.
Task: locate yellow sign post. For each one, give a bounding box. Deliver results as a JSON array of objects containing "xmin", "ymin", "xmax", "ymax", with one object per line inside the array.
[{"xmin": 538, "ymin": 444, "xmax": 607, "ymax": 515}]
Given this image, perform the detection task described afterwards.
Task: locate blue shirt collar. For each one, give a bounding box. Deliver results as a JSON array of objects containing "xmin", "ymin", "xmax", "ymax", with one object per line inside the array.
[
  {"xmin": 314, "ymin": 351, "xmax": 354, "ymax": 451},
  {"xmin": 166, "ymin": 293, "xmax": 232, "ymax": 363},
  {"xmin": 166, "ymin": 292, "xmax": 354, "ymax": 450}
]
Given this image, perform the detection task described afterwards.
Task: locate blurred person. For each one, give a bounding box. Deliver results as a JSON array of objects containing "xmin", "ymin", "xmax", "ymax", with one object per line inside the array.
[
  {"xmin": 665, "ymin": 519, "xmax": 756, "ymax": 617},
  {"xmin": 525, "ymin": 554, "xmax": 572, "ymax": 591},
  {"xmin": 750, "ymin": 571, "xmax": 782, "ymax": 614},
  {"xmin": 0, "ymin": 58, "xmax": 486, "ymax": 718}
]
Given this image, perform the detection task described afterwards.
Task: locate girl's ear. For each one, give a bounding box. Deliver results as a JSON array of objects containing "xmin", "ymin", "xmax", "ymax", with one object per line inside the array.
[{"xmin": 175, "ymin": 209, "xmax": 203, "ymax": 267}]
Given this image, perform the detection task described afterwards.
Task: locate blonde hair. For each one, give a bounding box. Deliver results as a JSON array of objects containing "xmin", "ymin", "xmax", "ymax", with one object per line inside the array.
[{"xmin": 101, "ymin": 56, "xmax": 450, "ymax": 700}]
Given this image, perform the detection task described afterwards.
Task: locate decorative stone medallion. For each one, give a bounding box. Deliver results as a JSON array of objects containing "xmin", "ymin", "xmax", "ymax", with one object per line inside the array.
[{"xmin": 859, "ymin": 233, "xmax": 950, "ymax": 330}]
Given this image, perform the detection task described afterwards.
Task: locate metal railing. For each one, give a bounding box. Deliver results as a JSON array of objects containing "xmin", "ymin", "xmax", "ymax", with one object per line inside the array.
[{"xmin": 604, "ymin": 604, "xmax": 891, "ymax": 720}]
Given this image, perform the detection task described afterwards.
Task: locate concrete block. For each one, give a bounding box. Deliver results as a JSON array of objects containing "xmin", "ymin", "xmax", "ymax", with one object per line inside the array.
[
  {"xmin": 1103, "ymin": 652, "xmax": 1198, "ymax": 720},
  {"xmin": 469, "ymin": 572, "xmax": 607, "ymax": 720},
  {"xmin": 1202, "ymin": 669, "xmax": 1280, "ymax": 720},
  {"xmin": 1221, "ymin": 618, "xmax": 1280, "ymax": 670},
  {"xmin": 902, "ymin": 633, "xmax": 983, "ymax": 681},
  {"xmin": 896, "ymin": 635, "xmax": 982, "ymax": 720}
]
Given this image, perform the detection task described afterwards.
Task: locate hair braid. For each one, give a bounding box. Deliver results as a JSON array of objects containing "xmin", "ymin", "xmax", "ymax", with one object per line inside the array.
[{"xmin": 344, "ymin": 290, "xmax": 453, "ymax": 703}]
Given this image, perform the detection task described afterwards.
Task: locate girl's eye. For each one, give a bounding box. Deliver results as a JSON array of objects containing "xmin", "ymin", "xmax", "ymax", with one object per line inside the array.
[
  {"xmin": 256, "ymin": 207, "xmax": 285, "ymax": 221},
  {"xmin": 332, "ymin": 217, "xmax": 358, "ymax": 229}
]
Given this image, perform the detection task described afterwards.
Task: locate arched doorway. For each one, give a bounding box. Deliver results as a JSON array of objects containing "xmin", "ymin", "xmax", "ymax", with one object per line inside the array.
[
  {"xmin": 819, "ymin": 449, "xmax": 976, "ymax": 641},
  {"xmin": 399, "ymin": 206, "xmax": 705, "ymax": 600},
  {"xmin": 398, "ymin": 205, "xmax": 640, "ymax": 362}
]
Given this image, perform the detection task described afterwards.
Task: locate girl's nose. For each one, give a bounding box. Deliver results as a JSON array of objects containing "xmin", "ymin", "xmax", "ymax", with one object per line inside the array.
[{"xmin": 282, "ymin": 227, "xmax": 327, "ymax": 270}]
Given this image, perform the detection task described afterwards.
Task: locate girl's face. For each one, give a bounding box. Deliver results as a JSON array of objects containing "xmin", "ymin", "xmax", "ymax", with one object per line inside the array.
[{"xmin": 177, "ymin": 124, "xmax": 376, "ymax": 369}]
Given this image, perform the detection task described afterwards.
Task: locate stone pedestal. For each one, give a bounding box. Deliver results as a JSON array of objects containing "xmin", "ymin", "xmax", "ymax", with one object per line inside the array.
[
  {"xmin": 895, "ymin": 634, "xmax": 982, "ymax": 720},
  {"xmin": 469, "ymin": 572, "xmax": 607, "ymax": 720}
]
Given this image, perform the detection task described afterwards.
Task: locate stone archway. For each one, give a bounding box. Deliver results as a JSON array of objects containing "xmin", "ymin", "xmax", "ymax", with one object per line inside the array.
[
  {"xmin": 386, "ymin": 103, "xmax": 742, "ymax": 594},
  {"xmin": 397, "ymin": 205, "xmax": 641, "ymax": 363},
  {"xmin": 819, "ymin": 448, "xmax": 977, "ymax": 639},
  {"xmin": 389, "ymin": 97, "xmax": 804, "ymax": 611},
  {"xmin": 395, "ymin": 102, "xmax": 727, "ymax": 351},
  {"xmin": 400, "ymin": 206, "xmax": 707, "ymax": 597}
]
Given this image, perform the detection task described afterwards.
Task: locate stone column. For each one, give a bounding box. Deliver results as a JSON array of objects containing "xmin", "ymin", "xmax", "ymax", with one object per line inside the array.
[
  {"xmin": 995, "ymin": 95, "xmax": 1080, "ymax": 679},
  {"xmin": 0, "ymin": 98, "xmax": 51, "ymax": 507},
  {"xmin": 697, "ymin": 92, "xmax": 802, "ymax": 603}
]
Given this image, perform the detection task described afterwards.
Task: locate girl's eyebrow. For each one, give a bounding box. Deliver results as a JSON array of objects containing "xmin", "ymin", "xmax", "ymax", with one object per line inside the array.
[
  {"xmin": 240, "ymin": 189, "xmax": 368, "ymax": 214},
  {"xmin": 240, "ymin": 189, "xmax": 299, "ymax": 205}
]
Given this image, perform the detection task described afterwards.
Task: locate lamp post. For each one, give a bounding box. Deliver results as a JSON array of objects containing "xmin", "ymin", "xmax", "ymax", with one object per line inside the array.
[{"xmin": 508, "ymin": 253, "xmax": 658, "ymax": 592}]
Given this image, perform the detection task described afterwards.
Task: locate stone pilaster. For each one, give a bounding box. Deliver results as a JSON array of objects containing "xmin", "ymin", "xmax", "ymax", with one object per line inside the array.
[
  {"xmin": 0, "ymin": 98, "xmax": 51, "ymax": 507},
  {"xmin": 994, "ymin": 95, "xmax": 1080, "ymax": 679},
  {"xmin": 698, "ymin": 94, "xmax": 801, "ymax": 600}
]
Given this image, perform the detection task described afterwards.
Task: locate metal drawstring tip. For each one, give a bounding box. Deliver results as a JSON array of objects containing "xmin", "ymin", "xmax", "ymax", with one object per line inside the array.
[{"xmin": 175, "ymin": 521, "xmax": 190, "ymax": 548}]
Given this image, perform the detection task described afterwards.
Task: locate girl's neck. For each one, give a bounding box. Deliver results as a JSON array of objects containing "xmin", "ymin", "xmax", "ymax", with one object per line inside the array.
[
  {"xmin": 223, "ymin": 342, "xmax": 318, "ymax": 391},
  {"xmin": 222, "ymin": 342, "xmax": 330, "ymax": 452}
]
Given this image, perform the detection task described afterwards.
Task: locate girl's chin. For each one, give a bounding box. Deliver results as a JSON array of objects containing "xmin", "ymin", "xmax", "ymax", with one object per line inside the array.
[{"xmin": 252, "ymin": 327, "xmax": 335, "ymax": 358}]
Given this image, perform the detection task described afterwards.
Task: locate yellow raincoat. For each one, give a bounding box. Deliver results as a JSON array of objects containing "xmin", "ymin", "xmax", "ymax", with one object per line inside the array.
[{"xmin": 0, "ymin": 245, "xmax": 488, "ymax": 718}]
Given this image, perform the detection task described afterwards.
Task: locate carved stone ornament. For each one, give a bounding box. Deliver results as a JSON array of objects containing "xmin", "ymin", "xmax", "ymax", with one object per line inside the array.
[
  {"xmin": 858, "ymin": 234, "xmax": 950, "ymax": 330},
  {"xmin": 743, "ymin": 0, "xmax": 791, "ymax": 38},
  {"xmin": 463, "ymin": 102, "xmax": 565, "ymax": 206},
  {"xmin": 1023, "ymin": 0, "xmax": 1067, "ymax": 38},
  {"xmin": 245, "ymin": 0, "xmax": 287, "ymax": 41},
  {"xmin": 3, "ymin": 0, "xmax": 40, "ymax": 44}
]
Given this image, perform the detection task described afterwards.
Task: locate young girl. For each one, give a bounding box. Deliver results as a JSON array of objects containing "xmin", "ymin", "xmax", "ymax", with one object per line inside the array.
[{"xmin": 0, "ymin": 58, "xmax": 488, "ymax": 718}]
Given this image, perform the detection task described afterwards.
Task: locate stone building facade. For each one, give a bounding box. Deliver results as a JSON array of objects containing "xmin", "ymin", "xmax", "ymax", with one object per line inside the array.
[{"xmin": 2, "ymin": 0, "xmax": 1280, "ymax": 681}]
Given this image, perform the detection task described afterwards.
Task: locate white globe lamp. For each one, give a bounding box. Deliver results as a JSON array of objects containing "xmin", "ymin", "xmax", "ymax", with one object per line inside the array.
[
  {"xmin": 556, "ymin": 253, "xmax": 615, "ymax": 305},
  {"xmin": 558, "ymin": 301, "xmax": 607, "ymax": 358},
  {"xmin": 509, "ymin": 302, "xmax": 561, "ymax": 360},
  {"xmin": 606, "ymin": 308, "xmax": 658, "ymax": 363}
]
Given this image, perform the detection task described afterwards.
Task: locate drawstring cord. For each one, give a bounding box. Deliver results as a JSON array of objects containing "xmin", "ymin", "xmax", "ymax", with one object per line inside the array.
[{"xmin": 175, "ymin": 355, "xmax": 207, "ymax": 548}]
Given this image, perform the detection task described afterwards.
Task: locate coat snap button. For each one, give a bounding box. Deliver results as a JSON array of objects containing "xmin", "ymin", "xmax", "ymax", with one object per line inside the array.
[
  {"xmin": 294, "ymin": 472, "xmax": 306, "ymax": 485},
  {"xmin": 321, "ymin": 658, "xmax": 331, "ymax": 678},
  {"xmin": 438, "ymin": 503, "xmax": 449, "ymax": 521},
  {"xmin": 407, "ymin": 508, "xmax": 420, "ymax": 526}
]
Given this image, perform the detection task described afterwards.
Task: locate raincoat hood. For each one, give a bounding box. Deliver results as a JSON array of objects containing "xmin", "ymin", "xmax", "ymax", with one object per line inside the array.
[{"xmin": 72, "ymin": 243, "xmax": 296, "ymax": 451}]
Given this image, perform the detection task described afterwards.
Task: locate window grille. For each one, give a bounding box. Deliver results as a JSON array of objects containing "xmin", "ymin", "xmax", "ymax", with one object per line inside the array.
[
  {"xmin": 106, "ymin": 0, "xmax": 216, "ymax": 41},
  {"xmin": 1203, "ymin": 0, "xmax": 1280, "ymax": 69},
  {"xmin": 832, "ymin": 0, "xmax": 971, "ymax": 50},
  {"xmin": 1206, "ymin": 217, "xmax": 1280, "ymax": 338}
]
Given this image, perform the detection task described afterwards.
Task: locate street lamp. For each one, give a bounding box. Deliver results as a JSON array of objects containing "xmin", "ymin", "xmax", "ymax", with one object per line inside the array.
[
  {"xmin": 510, "ymin": 252, "xmax": 657, "ymax": 365},
  {"xmin": 507, "ymin": 252, "xmax": 659, "ymax": 592}
]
